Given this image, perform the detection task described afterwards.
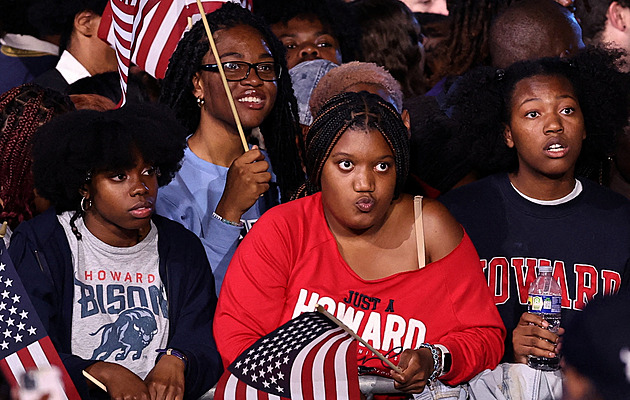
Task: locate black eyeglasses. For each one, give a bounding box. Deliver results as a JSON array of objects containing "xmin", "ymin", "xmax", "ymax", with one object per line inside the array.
[{"xmin": 199, "ymin": 61, "xmax": 281, "ymax": 82}]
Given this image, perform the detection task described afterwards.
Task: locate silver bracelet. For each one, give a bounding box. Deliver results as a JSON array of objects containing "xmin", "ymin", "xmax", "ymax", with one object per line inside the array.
[
  {"xmin": 418, "ymin": 343, "xmax": 441, "ymax": 383},
  {"xmin": 212, "ymin": 211, "xmax": 244, "ymax": 227}
]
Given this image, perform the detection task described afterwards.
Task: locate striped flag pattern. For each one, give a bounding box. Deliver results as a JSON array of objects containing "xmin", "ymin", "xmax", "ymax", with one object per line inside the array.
[
  {"xmin": 98, "ymin": 0, "xmax": 251, "ymax": 106},
  {"xmin": 0, "ymin": 242, "xmax": 81, "ymax": 399},
  {"xmin": 214, "ymin": 311, "xmax": 360, "ymax": 400}
]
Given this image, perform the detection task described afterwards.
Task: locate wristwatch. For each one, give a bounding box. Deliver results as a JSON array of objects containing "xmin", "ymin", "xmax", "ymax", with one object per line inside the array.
[
  {"xmin": 156, "ymin": 348, "xmax": 188, "ymax": 370},
  {"xmin": 435, "ymin": 344, "xmax": 452, "ymax": 376}
]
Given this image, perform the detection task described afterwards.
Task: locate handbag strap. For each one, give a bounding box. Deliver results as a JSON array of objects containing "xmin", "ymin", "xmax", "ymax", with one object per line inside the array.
[{"xmin": 414, "ymin": 195, "xmax": 426, "ymax": 269}]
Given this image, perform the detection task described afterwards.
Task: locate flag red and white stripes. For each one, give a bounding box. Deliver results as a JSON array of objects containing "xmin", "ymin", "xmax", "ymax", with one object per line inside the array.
[
  {"xmin": 98, "ymin": 0, "xmax": 251, "ymax": 106},
  {"xmin": 0, "ymin": 338, "xmax": 77, "ymax": 399},
  {"xmin": 214, "ymin": 312, "xmax": 360, "ymax": 400},
  {"xmin": 0, "ymin": 242, "xmax": 81, "ymax": 399}
]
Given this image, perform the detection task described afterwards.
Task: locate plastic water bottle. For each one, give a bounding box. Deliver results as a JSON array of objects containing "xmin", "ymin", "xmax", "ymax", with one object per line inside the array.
[{"xmin": 527, "ymin": 264, "xmax": 561, "ymax": 371}]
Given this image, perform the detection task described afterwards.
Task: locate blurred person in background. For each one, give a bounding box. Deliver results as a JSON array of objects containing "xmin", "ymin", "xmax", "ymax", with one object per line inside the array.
[
  {"xmin": 0, "ymin": 0, "xmax": 63, "ymax": 93},
  {"xmin": 34, "ymin": 0, "xmax": 117, "ymax": 93},
  {"xmin": 352, "ymin": 0, "xmax": 428, "ymax": 97},
  {"xmin": 255, "ymin": 0, "xmax": 361, "ymax": 69},
  {"xmin": 562, "ymin": 292, "xmax": 630, "ymax": 400}
]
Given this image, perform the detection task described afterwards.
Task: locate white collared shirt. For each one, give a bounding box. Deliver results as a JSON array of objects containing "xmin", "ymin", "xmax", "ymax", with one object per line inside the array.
[{"xmin": 56, "ymin": 50, "xmax": 91, "ymax": 85}]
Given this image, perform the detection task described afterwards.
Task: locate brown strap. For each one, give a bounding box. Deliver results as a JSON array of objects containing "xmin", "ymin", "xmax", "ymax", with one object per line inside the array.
[{"xmin": 414, "ymin": 196, "xmax": 426, "ymax": 269}]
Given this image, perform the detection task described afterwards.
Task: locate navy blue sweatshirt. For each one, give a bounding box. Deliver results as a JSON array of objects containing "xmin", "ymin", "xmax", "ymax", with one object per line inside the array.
[
  {"xmin": 9, "ymin": 209, "xmax": 222, "ymax": 399},
  {"xmin": 441, "ymin": 173, "xmax": 630, "ymax": 362}
]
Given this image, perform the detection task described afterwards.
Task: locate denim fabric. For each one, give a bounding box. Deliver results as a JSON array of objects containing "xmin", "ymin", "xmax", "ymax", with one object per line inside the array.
[
  {"xmin": 289, "ymin": 59, "xmax": 338, "ymax": 125},
  {"xmin": 468, "ymin": 363, "xmax": 562, "ymax": 400}
]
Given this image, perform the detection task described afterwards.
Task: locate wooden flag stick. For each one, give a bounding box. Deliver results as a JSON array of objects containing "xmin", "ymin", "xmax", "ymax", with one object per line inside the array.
[
  {"xmin": 195, "ymin": 0, "xmax": 249, "ymax": 153},
  {"xmin": 316, "ymin": 305, "xmax": 403, "ymax": 374},
  {"xmin": 82, "ymin": 370, "xmax": 107, "ymax": 392}
]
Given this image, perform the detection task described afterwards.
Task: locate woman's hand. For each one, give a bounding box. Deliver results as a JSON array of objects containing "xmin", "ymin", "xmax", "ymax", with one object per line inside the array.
[
  {"xmin": 512, "ymin": 312, "xmax": 564, "ymax": 364},
  {"xmin": 390, "ymin": 348, "xmax": 435, "ymax": 393},
  {"xmin": 215, "ymin": 146, "xmax": 271, "ymax": 223},
  {"xmin": 84, "ymin": 361, "xmax": 150, "ymax": 400},
  {"xmin": 145, "ymin": 354, "xmax": 186, "ymax": 400},
  {"xmin": 554, "ymin": 0, "xmax": 574, "ymax": 8}
]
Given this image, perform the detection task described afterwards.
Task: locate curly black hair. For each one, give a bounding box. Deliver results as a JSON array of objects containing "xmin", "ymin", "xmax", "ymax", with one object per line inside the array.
[
  {"xmin": 295, "ymin": 91, "xmax": 409, "ymax": 199},
  {"xmin": 419, "ymin": 46, "xmax": 629, "ymax": 185},
  {"xmin": 254, "ymin": 0, "xmax": 361, "ymax": 63},
  {"xmin": 31, "ymin": 103, "xmax": 187, "ymax": 213},
  {"xmin": 160, "ymin": 3, "xmax": 305, "ymax": 201}
]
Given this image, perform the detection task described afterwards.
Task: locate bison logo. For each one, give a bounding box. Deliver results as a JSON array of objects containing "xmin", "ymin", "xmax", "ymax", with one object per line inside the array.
[{"xmin": 90, "ymin": 308, "xmax": 158, "ymax": 361}]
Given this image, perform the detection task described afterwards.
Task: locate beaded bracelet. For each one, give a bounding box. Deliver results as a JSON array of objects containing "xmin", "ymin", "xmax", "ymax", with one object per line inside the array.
[
  {"xmin": 417, "ymin": 343, "xmax": 441, "ymax": 384},
  {"xmin": 212, "ymin": 211, "xmax": 244, "ymax": 227}
]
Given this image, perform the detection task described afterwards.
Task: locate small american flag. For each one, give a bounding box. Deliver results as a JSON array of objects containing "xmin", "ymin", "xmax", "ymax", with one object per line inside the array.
[
  {"xmin": 98, "ymin": 0, "xmax": 251, "ymax": 106},
  {"xmin": 0, "ymin": 241, "xmax": 80, "ymax": 399},
  {"xmin": 214, "ymin": 311, "xmax": 361, "ymax": 400}
]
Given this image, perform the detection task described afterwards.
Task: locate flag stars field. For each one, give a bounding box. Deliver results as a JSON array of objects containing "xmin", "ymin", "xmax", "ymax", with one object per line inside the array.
[
  {"xmin": 0, "ymin": 245, "xmax": 82, "ymax": 398},
  {"xmin": 215, "ymin": 312, "xmax": 361, "ymax": 399},
  {"xmin": 0, "ymin": 258, "xmax": 41, "ymax": 345}
]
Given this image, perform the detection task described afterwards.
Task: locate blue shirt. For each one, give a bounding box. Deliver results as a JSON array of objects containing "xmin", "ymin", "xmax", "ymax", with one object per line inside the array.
[{"xmin": 156, "ymin": 146, "xmax": 279, "ymax": 294}]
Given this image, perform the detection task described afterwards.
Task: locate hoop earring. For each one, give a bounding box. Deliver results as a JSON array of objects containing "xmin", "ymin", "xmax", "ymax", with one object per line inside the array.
[
  {"xmin": 80, "ymin": 197, "xmax": 92, "ymax": 213},
  {"xmin": 196, "ymin": 97, "xmax": 205, "ymax": 108}
]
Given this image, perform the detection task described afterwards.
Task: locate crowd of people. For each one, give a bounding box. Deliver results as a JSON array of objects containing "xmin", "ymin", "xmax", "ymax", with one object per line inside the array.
[{"xmin": 1, "ymin": 0, "xmax": 630, "ymax": 399}]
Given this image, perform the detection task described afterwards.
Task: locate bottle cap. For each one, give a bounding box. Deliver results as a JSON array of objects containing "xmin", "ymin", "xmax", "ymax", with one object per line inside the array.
[{"xmin": 538, "ymin": 265, "xmax": 553, "ymax": 273}]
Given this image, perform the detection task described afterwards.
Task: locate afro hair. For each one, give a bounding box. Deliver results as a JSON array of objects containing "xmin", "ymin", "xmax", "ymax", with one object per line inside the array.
[{"xmin": 32, "ymin": 103, "xmax": 187, "ymax": 213}]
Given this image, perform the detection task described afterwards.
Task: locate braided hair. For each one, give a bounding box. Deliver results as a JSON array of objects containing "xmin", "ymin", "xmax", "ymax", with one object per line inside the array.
[
  {"xmin": 0, "ymin": 84, "xmax": 75, "ymax": 230},
  {"xmin": 427, "ymin": 0, "xmax": 511, "ymax": 86},
  {"xmin": 296, "ymin": 91, "xmax": 409, "ymax": 198},
  {"xmin": 160, "ymin": 3, "xmax": 304, "ymax": 201}
]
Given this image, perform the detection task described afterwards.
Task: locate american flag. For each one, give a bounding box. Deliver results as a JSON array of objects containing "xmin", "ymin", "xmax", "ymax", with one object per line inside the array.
[
  {"xmin": 214, "ymin": 311, "xmax": 360, "ymax": 400},
  {"xmin": 98, "ymin": 0, "xmax": 251, "ymax": 106},
  {"xmin": 0, "ymin": 242, "xmax": 80, "ymax": 399}
]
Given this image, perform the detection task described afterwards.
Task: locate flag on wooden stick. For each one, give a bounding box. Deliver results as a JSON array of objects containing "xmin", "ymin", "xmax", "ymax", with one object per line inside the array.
[
  {"xmin": 214, "ymin": 311, "xmax": 361, "ymax": 400},
  {"xmin": 98, "ymin": 0, "xmax": 251, "ymax": 106},
  {"xmin": 0, "ymin": 240, "xmax": 81, "ymax": 399}
]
